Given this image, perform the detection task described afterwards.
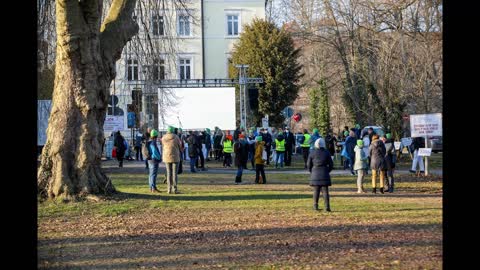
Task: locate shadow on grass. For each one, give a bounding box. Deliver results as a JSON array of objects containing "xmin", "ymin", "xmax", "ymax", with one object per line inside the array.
[{"xmin": 38, "ymin": 223, "xmax": 442, "ymax": 269}]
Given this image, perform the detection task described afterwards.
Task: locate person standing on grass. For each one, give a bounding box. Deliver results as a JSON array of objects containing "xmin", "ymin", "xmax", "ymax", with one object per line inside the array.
[
  {"xmin": 246, "ymin": 129, "xmax": 256, "ymax": 170},
  {"xmin": 162, "ymin": 126, "xmax": 182, "ymax": 194},
  {"xmin": 114, "ymin": 131, "xmax": 126, "ymax": 168},
  {"xmin": 144, "ymin": 128, "xmax": 152, "ymax": 169},
  {"xmin": 262, "ymin": 128, "xmax": 273, "ymax": 165},
  {"xmin": 135, "ymin": 131, "xmax": 143, "ymax": 161},
  {"xmin": 186, "ymin": 131, "xmax": 198, "ymax": 173},
  {"xmin": 344, "ymin": 130, "xmax": 357, "ymax": 175},
  {"xmin": 354, "ymin": 139, "xmax": 368, "ymax": 193},
  {"xmin": 234, "ymin": 134, "xmax": 249, "ymax": 184},
  {"xmin": 410, "ymin": 136, "xmax": 425, "ymax": 174},
  {"xmin": 223, "ymin": 134, "xmax": 234, "ymax": 167},
  {"xmin": 274, "ymin": 132, "xmax": 286, "ymax": 168},
  {"xmin": 300, "ymin": 129, "xmax": 311, "ymax": 169},
  {"xmin": 369, "ymin": 134, "xmax": 386, "ymax": 194},
  {"xmin": 204, "ymin": 128, "xmax": 212, "ymax": 161},
  {"xmin": 254, "ymin": 135, "xmax": 267, "ymax": 184},
  {"xmin": 383, "ymin": 133, "xmax": 396, "ymax": 192},
  {"xmin": 147, "ymin": 129, "xmax": 162, "ymax": 193},
  {"xmin": 284, "ymin": 127, "xmax": 295, "ymax": 166},
  {"xmin": 307, "ymin": 138, "xmax": 333, "ymax": 211}
]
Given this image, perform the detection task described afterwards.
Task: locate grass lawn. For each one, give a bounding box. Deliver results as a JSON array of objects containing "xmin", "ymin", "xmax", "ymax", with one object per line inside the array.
[{"xmin": 38, "ymin": 160, "xmax": 442, "ymax": 269}]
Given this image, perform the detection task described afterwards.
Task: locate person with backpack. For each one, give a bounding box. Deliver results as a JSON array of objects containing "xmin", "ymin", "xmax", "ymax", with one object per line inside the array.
[
  {"xmin": 299, "ymin": 129, "xmax": 310, "ymax": 169},
  {"xmin": 146, "ymin": 129, "xmax": 161, "ymax": 193},
  {"xmin": 354, "ymin": 139, "xmax": 368, "ymax": 193},
  {"xmin": 135, "ymin": 131, "xmax": 143, "ymax": 161},
  {"xmin": 308, "ymin": 138, "xmax": 333, "ymax": 211},
  {"xmin": 162, "ymin": 126, "xmax": 182, "ymax": 194},
  {"xmin": 113, "ymin": 131, "xmax": 126, "ymax": 167},
  {"xmin": 382, "ymin": 133, "xmax": 396, "ymax": 192},
  {"xmin": 186, "ymin": 131, "xmax": 198, "ymax": 173},
  {"xmin": 234, "ymin": 134, "xmax": 249, "ymax": 184}
]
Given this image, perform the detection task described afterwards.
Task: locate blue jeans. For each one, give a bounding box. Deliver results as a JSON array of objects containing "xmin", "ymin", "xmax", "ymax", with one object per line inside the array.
[
  {"xmin": 276, "ymin": 152, "xmax": 284, "ymax": 168},
  {"xmin": 236, "ymin": 165, "xmax": 244, "ymax": 178},
  {"xmin": 148, "ymin": 159, "xmax": 159, "ymax": 189},
  {"xmin": 190, "ymin": 156, "xmax": 197, "ymax": 172}
]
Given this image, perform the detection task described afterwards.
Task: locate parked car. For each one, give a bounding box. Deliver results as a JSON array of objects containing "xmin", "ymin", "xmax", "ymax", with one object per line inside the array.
[
  {"xmin": 361, "ymin": 126, "xmax": 385, "ymax": 138},
  {"xmin": 429, "ymin": 136, "xmax": 442, "ymax": 153}
]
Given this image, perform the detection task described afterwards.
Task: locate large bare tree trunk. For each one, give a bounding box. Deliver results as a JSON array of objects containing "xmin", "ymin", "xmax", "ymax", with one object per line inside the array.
[{"xmin": 38, "ymin": 0, "xmax": 138, "ymax": 200}]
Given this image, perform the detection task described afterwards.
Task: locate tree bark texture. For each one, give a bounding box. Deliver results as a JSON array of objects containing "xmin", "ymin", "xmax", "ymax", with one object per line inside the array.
[{"xmin": 38, "ymin": 0, "xmax": 138, "ymax": 200}]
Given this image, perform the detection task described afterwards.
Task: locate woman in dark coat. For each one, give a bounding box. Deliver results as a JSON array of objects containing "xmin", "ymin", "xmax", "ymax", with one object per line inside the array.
[
  {"xmin": 369, "ymin": 134, "xmax": 386, "ymax": 194},
  {"xmin": 234, "ymin": 134, "xmax": 249, "ymax": 184},
  {"xmin": 114, "ymin": 131, "xmax": 126, "ymax": 167},
  {"xmin": 307, "ymin": 138, "xmax": 334, "ymax": 211},
  {"xmin": 382, "ymin": 133, "xmax": 396, "ymax": 193}
]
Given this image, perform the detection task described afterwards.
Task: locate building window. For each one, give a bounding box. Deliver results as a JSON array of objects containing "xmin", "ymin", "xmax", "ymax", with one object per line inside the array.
[
  {"xmin": 127, "ymin": 59, "xmax": 138, "ymax": 81},
  {"xmin": 153, "ymin": 59, "xmax": 165, "ymax": 80},
  {"xmin": 227, "ymin": 15, "xmax": 239, "ymax": 36},
  {"xmin": 179, "ymin": 58, "xmax": 191, "ymax": 80},
  {"xmin": 152, "ymin": 15, "xmax": 164, "ymax": 36},
  {"xmin": 178, "ymin": 15, "xmax": 191, "ymax": 36}
]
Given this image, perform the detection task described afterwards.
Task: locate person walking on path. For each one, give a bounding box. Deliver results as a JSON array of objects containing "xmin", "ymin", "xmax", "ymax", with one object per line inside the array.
[
  {"xmin": 147, "ymin": 129, "xmax": 162, "ymax": 193},
  {"xmin": 254, "ymin": 135, "xmax": 267, "ymax": 184},
  {"xmin": 307, "ymin": 138, "xmax": 333, "ymax": 211},
  {"xmin": 162, "ymin": 126, "xmax": 182, "ymax": 194},
  {"xmin": 369, "ymin": 134, "xmax": 386, "ymax": 194},
  {"xmin": 354, "ymin": 139, "xmax": 368, "ymax": 193},
  {"xmin": 234, "ymin": 134, "xmax": 249, "ymax": 184},
  {"xmin": 344, "ymin": 130, "xmax": 357, "ymax": 175}
]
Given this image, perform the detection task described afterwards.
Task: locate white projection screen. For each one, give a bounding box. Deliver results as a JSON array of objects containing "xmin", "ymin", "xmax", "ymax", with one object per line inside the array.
[{"xmin": 158, "ymin": 87, "xmax": 236, "ymax": 131}]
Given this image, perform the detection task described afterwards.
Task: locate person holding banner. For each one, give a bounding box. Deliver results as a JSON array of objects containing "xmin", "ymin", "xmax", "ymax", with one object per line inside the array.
[{"xmin": 410, "ymin": 137, "xmax": 425, "ymax": 174}]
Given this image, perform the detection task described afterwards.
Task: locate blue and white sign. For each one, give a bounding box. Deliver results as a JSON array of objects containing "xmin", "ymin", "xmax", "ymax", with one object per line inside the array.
[{"xmin": 127, "ymin": 112, "xmax": 136, "ymax": 128}]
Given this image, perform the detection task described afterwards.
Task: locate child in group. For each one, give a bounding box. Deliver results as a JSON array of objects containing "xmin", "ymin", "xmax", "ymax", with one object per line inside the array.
[
  {"xmin": 353, "ymin": 139, "xmax": 368, "ymax": 193},
  {"xmin": 254, "ymin": 135, "xmax": 267, "ymax": 184}
]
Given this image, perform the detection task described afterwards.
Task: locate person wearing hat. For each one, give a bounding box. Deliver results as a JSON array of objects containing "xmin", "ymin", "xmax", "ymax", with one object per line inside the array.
[
  {"xmin": 234, "ymin": 134, "xmax": 249, "ymax": 184},
  {"xmin": 354, "ymin": 139, "xmax": 368, "ymax": 193},
  {"xmin": 369, "ymin": 134, "xmax": 386, "ymax": 194},
  {"xmin": 274, "ymin": 132, "xmax": 286, "ymax": 168},
  {"xmin": 222, "ymin": 134, "xmax": 234, "ymax": 167},
  {"xmin": 300, "ymin": 129, "xmax": 311, "ymax": 169},
  {"xmin": 382, "ymin": 133, "xmax": 395, "ymax": 192},
  {"xmin": 162, "ymin": 126, "xmax": 182, "ymax": 194},
  {"xmin": 254, "ymin": 135, "xmax": 267, "ymax": 184},
  {"xmin": 308, "ymin": 128, "xmax": 321, "ymax": 153},
  {"xmin": 307, "ymin": 138, "xmax": 333, "ymax": 211},
  {"xmin": 261, "ymin": 128, "xmax": 273, "ymax": 165},
  {"xmin": 284, "ymin": 127, "xmax": 295, "ymax": 166},
  {"xmin": 147, "ymin": 129, "xmax": 162, "ymax": 193}
]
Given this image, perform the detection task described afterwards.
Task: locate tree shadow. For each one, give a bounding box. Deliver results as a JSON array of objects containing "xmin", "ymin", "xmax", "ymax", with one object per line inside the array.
[{"xmin": 38, "ymin": 223, "xmax": 442, "ymax": 269}]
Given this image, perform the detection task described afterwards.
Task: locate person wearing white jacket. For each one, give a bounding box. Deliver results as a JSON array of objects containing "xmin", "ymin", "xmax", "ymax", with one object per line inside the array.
[{"xmin": 354, "ymin": 140, "xmax": 368, "ymax": 193}]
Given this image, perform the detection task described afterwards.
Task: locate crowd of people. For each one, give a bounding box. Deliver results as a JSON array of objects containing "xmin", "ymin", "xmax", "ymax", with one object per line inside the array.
[{"xmin": 108, "ymin": 124, "xmax": 430, "ymax": 211}]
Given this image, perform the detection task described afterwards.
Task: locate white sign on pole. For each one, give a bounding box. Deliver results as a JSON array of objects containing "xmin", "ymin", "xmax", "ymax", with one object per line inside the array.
[
  {"xmin": 104, "ymin": 116, "xmax": 125, "ymax": 132},
  {"xmin": 410, "ymin": 113, "xmax": 442, "ymax": 137},
  {"xmin": 262, "ymin": 118, "xmax": 269, "ymax": 128},
  {"xmin": 418, "ymin": 148, "xmax": 432, "ymax": 156},
  {"xmin": 394, "ymin": 142, "xmax": 401, "ymax": 150},
  {"xmin": 401, "ymin": 137, "xmax": 413, "ymax": 146}
]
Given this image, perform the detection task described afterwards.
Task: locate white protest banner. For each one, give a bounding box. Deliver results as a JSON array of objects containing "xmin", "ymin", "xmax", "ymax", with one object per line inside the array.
[
  {"xmin": 410, "ymin": 113, "xmax": 442, "ymax": 137},
  {"xmin": 262, "ymin": 118, "xmax": 269, "ymax": 128},
  {"xmin": 104, "ymin": 116, "xmax": 124, "ymax": 132},
  {"xmin": 394, "ymin": 142, "xmax": 401, "ymax": 150},
  {"xmin": 418, "ymin": 148, "xmax": 432, "ymax": 157}
]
